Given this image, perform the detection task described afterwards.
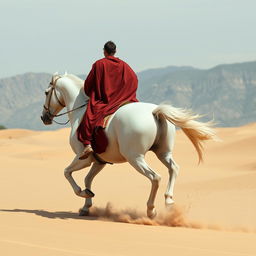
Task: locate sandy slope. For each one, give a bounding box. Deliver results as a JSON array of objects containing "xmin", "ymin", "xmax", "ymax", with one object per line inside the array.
[{"xmin": 0, "ymin": 124, "xmax": 255, "ymax": 256}]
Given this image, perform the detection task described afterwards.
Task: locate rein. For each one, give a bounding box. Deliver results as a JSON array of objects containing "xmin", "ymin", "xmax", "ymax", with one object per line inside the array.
[{"xmin": 43, "ymin": 76, "xmax": 87, "ymax": 125}]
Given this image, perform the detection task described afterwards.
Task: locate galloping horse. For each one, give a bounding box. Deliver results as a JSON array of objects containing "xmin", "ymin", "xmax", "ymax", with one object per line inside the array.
[{"xmin": 41, "ymin": 73, "xmax": 216, "ymax": 218}]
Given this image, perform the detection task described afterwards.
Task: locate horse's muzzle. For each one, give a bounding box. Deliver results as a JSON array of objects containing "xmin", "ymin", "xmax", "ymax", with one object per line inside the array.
[{"xmin": 41, "ymin": 113, "xmax": 53, "ymax": 125}]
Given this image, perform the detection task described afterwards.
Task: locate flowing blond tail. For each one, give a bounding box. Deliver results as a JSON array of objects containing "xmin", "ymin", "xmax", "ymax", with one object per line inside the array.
[{"xmin": 153, "ymin": 104, "xmax": 218, "ymax": 163}]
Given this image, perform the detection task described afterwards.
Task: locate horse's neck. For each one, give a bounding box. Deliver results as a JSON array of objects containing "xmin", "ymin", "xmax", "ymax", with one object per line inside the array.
[{"xmin": 60, "ymin": 79, "xmax": 87, "ymax": 133}]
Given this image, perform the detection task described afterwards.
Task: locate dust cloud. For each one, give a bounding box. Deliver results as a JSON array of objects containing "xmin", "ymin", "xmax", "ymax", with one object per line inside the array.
[{"xmin": 88, "ymin": 203, "xmax": 253, "ymax": 233}]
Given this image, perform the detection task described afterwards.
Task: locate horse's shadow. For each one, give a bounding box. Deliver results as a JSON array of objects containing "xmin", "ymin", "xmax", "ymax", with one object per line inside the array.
[{"xmin": 0, "ymin": 209, "xmax": 97, "ymax": 220}]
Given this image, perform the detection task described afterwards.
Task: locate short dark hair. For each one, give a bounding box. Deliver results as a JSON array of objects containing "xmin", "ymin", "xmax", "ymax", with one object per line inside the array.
[{"xmin": 104, "ymin": 41, "xmax": 116, "ymax": 55}]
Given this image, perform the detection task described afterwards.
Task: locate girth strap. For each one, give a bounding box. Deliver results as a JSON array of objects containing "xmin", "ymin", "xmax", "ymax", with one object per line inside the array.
[{"xmin": 92, "ymin": 152, "xmax": 113, "ymax": 165}]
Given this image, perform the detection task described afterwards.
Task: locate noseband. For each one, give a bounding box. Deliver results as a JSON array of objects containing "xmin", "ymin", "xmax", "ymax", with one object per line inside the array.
[{"xmin": 43, "ymin": 76, "xmax": 87, "ymax": 125}]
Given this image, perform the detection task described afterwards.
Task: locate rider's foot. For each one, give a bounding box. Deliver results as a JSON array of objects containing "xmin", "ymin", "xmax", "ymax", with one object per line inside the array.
[{"xmin": 79, "ymin": 144, "xmax": 93, "ymax": 160}]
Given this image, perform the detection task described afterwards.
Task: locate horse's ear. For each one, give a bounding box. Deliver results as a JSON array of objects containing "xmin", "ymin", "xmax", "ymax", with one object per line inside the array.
[
  {"xmin": 64, "ymin": 71, "xmax": 67, "ymax": 76},
  {"xmin": 51, "ymin": 72, "xmax": 59, "ymax": 84}
]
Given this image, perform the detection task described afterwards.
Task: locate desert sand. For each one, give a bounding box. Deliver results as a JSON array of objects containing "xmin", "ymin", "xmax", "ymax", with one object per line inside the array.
[{"xmin": 0, "ymin": 124, "xmax": 256, "ymax": 255}]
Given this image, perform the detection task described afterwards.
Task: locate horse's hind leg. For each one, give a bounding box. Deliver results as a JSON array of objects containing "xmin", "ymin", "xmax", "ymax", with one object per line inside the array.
[
  {"xmin": 156, "ymin": 152, "xmax": 179, "ymax": 207},
  {"xmin": 79, "ymin": 162, "xmax": 106, "ymax": 216},
  {"xmin": 127, "ymin": 155, "xmax": 161, "ymax": 218}
]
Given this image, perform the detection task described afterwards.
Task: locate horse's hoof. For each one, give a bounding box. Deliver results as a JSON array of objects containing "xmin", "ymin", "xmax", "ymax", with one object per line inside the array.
[
  {"xmin": 165, "ymin": 196, "xmax": 174, "ymax": 206},
  {"xmin": 79, "ymin": 208, "xmax": 89, "ymax": 216},
  {"xmin": 80, "ymin": 189, "xmax": 95, "ymax": 198},
  {"xmin": 85, "ymin": 188, "xmax": 95, "ymax": 197},
  {"xmin": 147, "ymin": 208, "xmax": 157, "ymax": 219}
]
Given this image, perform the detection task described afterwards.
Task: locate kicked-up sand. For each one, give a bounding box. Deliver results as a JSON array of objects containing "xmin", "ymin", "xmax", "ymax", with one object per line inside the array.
[{"xmin": 0, "ymin": 124, "xmax": 256, "ymax": 255}]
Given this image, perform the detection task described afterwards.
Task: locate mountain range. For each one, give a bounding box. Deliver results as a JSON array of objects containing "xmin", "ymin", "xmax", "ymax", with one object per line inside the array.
[{"xmin": 0, "ymin": 61, "xmax": 255, "ymax": 130}]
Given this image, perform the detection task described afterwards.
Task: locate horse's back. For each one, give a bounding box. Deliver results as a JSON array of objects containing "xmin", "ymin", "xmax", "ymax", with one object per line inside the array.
[
  {"xmin": 101, "ymin": 102, "xmax": 159, "ymax": 162},
  {"xmin": 114, "ymin": 102, "xmax": 157, "ymax": 129}
]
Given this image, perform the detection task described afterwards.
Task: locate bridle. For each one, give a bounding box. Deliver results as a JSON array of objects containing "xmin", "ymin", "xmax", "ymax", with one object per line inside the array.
[{"xmin": 43, "ymin": 76, "xmax": 87, "ymax": 125}]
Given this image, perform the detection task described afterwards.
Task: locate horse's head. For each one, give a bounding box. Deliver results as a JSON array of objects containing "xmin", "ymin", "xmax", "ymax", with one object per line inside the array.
[{"xmin": 41, "ymin": 73, "xmax": 66, "ymax": 125}]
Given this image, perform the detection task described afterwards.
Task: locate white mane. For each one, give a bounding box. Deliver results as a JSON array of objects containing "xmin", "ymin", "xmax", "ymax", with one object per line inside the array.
[
  {"xmin": 66, "ymin": 74, "xmax": 84, "ymax": 88},
  {"xmin": 52, "ymin": 72, "xmax": 84, "ymax": 88}
]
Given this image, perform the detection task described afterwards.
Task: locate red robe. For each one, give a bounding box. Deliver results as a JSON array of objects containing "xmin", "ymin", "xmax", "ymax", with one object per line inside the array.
[{"xmin": 77, "ymin": 56, "xmax": 138, "ymax": 145}]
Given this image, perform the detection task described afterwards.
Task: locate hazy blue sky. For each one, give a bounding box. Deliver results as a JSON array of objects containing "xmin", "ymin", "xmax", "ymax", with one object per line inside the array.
[{"xmin": 0, "ymin": 0, "xmax": 255, "ymax": 78}]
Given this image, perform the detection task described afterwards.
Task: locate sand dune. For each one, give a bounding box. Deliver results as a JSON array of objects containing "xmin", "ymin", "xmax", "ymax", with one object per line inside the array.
[{"xmin": 0, "ymin": 124, "xmax": 256, "ymax": 255}]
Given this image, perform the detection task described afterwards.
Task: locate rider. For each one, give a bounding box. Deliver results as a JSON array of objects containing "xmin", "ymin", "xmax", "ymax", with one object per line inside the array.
[{"xmin": 78, "ymin": 41, "xmax": 139, "ymax": 159}]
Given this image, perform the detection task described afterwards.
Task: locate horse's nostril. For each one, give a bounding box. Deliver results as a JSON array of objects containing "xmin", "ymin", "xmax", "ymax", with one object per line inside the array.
[{"xmin": 41, "ymin": 114, "xmax": 52, "ymax": 125}]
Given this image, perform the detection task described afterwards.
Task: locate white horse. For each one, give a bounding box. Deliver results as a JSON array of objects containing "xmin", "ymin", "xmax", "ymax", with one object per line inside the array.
[{"xmin": 41, "ymin": 73, "xmax": 216, "ymax": 218}]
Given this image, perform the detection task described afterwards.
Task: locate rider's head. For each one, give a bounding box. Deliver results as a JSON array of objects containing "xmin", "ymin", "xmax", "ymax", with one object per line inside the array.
[{"xmin": 104, "ymin": 41, "xmax": 116, "ymax": 57}]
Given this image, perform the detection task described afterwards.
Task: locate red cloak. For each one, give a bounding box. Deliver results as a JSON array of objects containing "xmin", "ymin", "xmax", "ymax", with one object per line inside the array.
[{"xmin": 77, "ymin": 56, "xmax": 138, "ymax": 145}]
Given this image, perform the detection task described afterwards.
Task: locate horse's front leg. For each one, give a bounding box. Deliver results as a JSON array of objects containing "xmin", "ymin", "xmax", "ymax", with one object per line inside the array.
[
  {"xmin": 64, "ymin": 154, "xmax": 94, "ymax": 198},
  {"xmin": 79, "ymin": 162, "xmax": 106, "ymax": 216}
]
